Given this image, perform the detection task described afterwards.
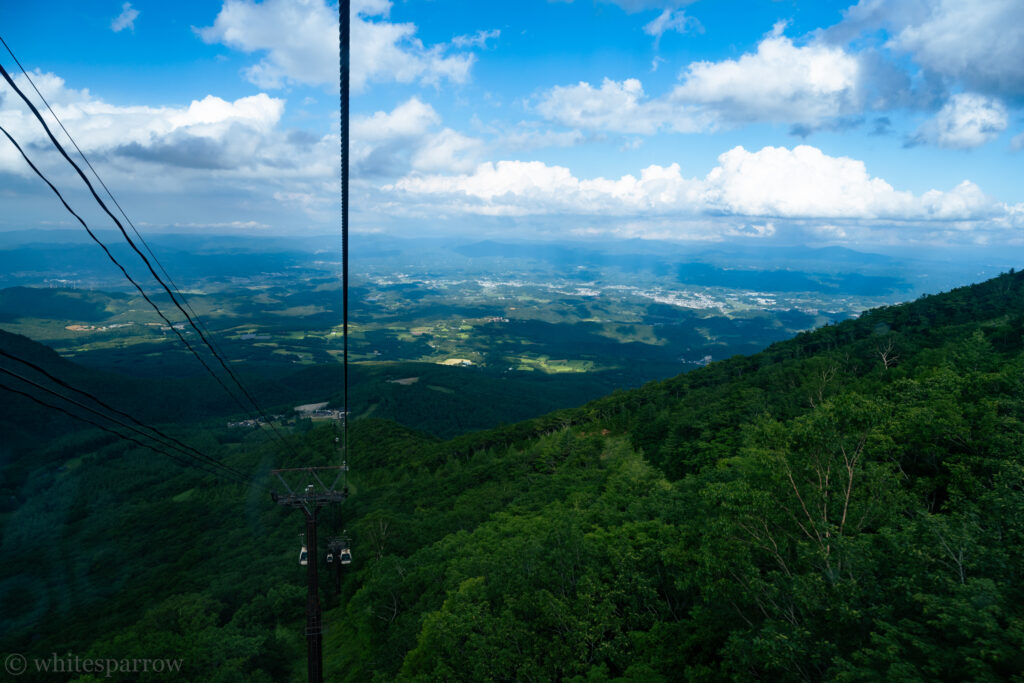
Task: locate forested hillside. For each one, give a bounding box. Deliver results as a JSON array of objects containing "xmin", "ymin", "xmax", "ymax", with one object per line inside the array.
[
  {"xmin": 3, "ymin": 270, "xmax": 1024, "ymax": 681},
  {"xmin": 324, "ymin": 269, "xmax": 1024, "ymax": 681}
]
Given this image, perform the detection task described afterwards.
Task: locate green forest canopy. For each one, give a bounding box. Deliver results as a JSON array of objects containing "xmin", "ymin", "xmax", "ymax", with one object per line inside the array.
[{"xmin": 2, "ymin": 270, "xmax": 1023, "ymax": 681}]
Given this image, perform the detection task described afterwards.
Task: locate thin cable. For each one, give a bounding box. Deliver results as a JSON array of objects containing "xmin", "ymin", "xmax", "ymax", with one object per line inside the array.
[
  {"xmin": 0, "ymin": 348, "xmax": 259, "ymax": 484},
  {"xmin": 0, "ymin": 62, "xmax": 295, "ymax": 454},
  {"xmin": 0, "ymin": 34, "xmax": 234, "ymax": 383},
  {"xmin": 1, "ymin": 377, "xmax": 204, "ymax": 472},
  {"xmin": 0, "ymin": 58, "xmax": 288, "ymax": 448},
  {"xmin": 0, "ymin": 124, "xmax": 265, "ymax": 430},
  {"xmin": 0, "ymin": 35, "xmax": 266, "ymax": 459},
  {"xmin": 340, "ymin": 0, "xmax": 350, "ymax": 466},
  {"xmin": 0, "ymin": 364, "xmax": 251, "ymax": 484},
  {"xmin": 0, "ymin": 372, "xmax": 256, "ymax": 486}
]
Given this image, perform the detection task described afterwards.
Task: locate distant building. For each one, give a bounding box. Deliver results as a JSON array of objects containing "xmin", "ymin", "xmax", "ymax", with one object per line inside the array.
[
  {"xmin": 439, "ymin": 358, "xmax": 475, "ymax": 367},
  {"xmin": 294, "ymin": 402, "xmax": 345, "ymax": 422}
]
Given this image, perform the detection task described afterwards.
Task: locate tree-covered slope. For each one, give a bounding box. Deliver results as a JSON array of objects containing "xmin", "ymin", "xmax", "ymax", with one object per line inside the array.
[
  {"xmin": 2, "ymin": 270, "xmax": 1024, "ymax": 681},
  {"xmin": 323, "ymin": 270, "xmax": 1024, "ymax": 681}
]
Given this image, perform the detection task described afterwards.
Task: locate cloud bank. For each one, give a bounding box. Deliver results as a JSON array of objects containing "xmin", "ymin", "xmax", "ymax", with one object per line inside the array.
[{"xmin": 390, "ymin": 144, "xmax": 1003, "ymax": 226}]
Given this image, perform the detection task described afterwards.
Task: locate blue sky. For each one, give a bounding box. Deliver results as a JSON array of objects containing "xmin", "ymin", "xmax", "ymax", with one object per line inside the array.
[{"xmin": 1, "ymin": 0, "xmax": 1022, "ymax": 252}]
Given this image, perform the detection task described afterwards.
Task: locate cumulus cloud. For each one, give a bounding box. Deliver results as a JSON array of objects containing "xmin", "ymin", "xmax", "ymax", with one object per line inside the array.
[
  {"xmin": 198, "ymin": 0, "xmax": 475, "ymax": 91},
  {"xmin": 0, "ymin": 71, "xmax": 287, "ymax": 170},
  {"xmin": 911, "ymin": 93, "xmax": 1008, "ymax": 148},
  {"xmin": 389, "ymin": 144, "xmax": 1003, "ymax": 227},
  {"xmin": 703, "ymin": 145, "xmax": 906, "ymax": 218},
  {"xmin": 536, "ymin": 25, "xmax": 862, "ymax": 133},
  {"xmin": 350, "ymin": 98, "xmax": 483, "ymax": 176},
  {"xmin": 111, "ymin": 3, "xmax": 139, "ymax": 33},
  {"xmin": 673, "ymin": 23, "xmax": 862, "ymax": 126},
  {"xmin": 352, "ymin": 97, "xmax": 439, "ymax": 143}
]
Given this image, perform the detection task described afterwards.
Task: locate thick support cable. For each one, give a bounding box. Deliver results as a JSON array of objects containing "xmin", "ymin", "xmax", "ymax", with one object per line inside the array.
[{"xmin": 340, "ymin": 0, "xmax": 351, "ymax": 465}]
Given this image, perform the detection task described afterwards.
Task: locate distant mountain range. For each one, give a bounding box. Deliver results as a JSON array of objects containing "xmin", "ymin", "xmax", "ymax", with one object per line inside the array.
[{"xmin": 0, "ymin": 230, "xmax": 1010, "ymax": 297}]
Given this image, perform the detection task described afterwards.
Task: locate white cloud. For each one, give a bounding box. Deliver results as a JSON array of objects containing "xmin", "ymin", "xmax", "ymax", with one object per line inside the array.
[
  {"xmin": 701, "ymin": 146, "xmax": 996, "ymax": 220},
  {"xmin": 350, "ymin": 98, "xmax": 483, "ymax": 176},
  {"xmin": 536, "ymin": 25, "xmax": 862, "ymax": 133},
  {"xmin": 111, "ymin": 3, "xmax": 139, "ymax": 33},
  {"xmin": 643, "ymin": 9, "xmax": 701, "ymax": 46},
  {"xmin": 388, "ymin": 144, "xmax": 1004, "ymax": 227},
  {"xmin": 352, "ymin": 97, "xmax": 439, "ymax": 142},
  {"xmin": 913, "ymin": 93, "xmax": 1008, "ymax": 148},
  {"xmin": 703, "ymin": 145, "xmax": 905, "ymax": 218},
  {"xmin": 197, "ymin": 0, "xmax": 336, "ymax": 88},
  {"xmin": 0, "ymin": 69, "xmax": 347, "ymax": 191},
  {"xmin": 672, "ymin": 23, "xmax": 862, "ymax": 126},
  {"xmin": 394, "ymin": 160, "xmax": 574, "ymax": 205},
  {"xmin": 919, "ymin": 180, "xmax": 994, "ymax": 220},
  {"xmin": 410, "ymin": 128, "xmax": 483, "ymax": 173},
  {"xmin": 1, "ymin": 71, "xmax": 285, "ymax": 162},
  {"xmin": 536, "ymin": 77, "xmax": 710, "ymax": 135},
  {"xmin": 172, "ymin": 93, "xmax": 285, "ymax": 132},
  {"xmin": 197, "ymin": 0, "xmax": 474, "ymax": 91},
  {"xmin": 451, "ymin": 29, "xmax": 500, "ymax": 49},
  {"xmin": 0, "ymin": 69, "xmax": 353, "ymax": 232}
]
